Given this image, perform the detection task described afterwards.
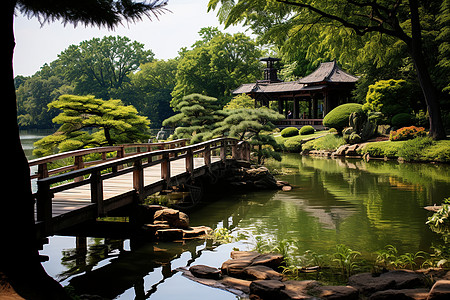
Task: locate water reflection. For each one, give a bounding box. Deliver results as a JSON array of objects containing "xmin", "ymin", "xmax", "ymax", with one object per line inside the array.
[{"xmin": 40, "ymin": 154, "xmax": 450, "ymax": 299}]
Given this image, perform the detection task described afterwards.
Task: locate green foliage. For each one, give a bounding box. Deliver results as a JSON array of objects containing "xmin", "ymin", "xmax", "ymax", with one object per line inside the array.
[
  {"xmin": 322, "ymin": 103, "xmax": 363, "ymax": 131},
  {"xmin": 57, "ymin": 35, "xmax": 154, "ymax": 99},
  {"xmin": 389, "ymin": 126, "xmax": 427, "ymax": 141},
  {"xmin": 332, "ymin": 244, "xmax": 361, "ymax": 277},
  {"xmin": 302, "ymin": 134, "xmax": 345, "ymax": 152},
  {"xmin": 363, "ymin": 79, "xmax": 411, "ymax": 122},
  {"xmin": 33, "ymin": 95, "xmax": 150, "ymax": 156},
  {"xmin": 123, "ymin": 59, "xmax": 178, "ymax": 126},
  {"xmin": 427, "ymin": 198, "xmax": 450, "ymax": 242},
  {"xmin": 223, "ymin": 93, "xmax": 254, "ymax": 110},
  {"xmin": 171, "ymin": 27, "xmax": 262, "ymax": 108},
  {"xmin": 280, "ymin": 127, "xmax": 299, "ymax": 138},
  {"xmin": 215, "ymin": 107, "xmax": 284, "ymax": 163},
  {"xmin": 374, "ymin": 245, "xmax": 427, "ymax": 270},
  {"xmin": 391, "ymin": 113, "xmax": 415, "ymax": 129},
  {"xmin": 397, "ymin": 137, "xmax": 434, "ymax": 161},
  {"xmin": 163, "ymin": 93, "xmax": 221, "ymax": 143},
  {"xmin": 299, "ymin": 125, "xmax": 314, "ymax": 135},
  {"xmin": 343, "ymin": 111, "xmax": 377, "ymax": 144}
]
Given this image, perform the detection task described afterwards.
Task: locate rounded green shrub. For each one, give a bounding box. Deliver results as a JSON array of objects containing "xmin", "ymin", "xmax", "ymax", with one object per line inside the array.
[
  {"xmin": 391, "ymin": 113, "xmax": 414, "ymax": 128},
  {"xmin": 284, "ymin": 138, "xmax": 303, "ymax": 152},
  {"xmin": 281, "ymin": 127, "xmax": 299, "ymax": 137},
  {"xmin": 299, "ymin": 125, "xmax": 315, "ymax": 135},
  {"xmin": 323, "ymin": 103, "xmax": 364, "ymax": 131}
]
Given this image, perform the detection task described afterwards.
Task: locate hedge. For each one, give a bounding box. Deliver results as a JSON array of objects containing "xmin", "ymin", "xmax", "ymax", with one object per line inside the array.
[
  {"xmin": 299, "ymin": 125, "xmax": 315, "ymax": 135},
  {"xmin": 322, "ymin": 103, "xmax": 364, "ymax": 131},
  {"xmin": 281, "ymin": 127, "xmax": 299, "ymax": 137}
]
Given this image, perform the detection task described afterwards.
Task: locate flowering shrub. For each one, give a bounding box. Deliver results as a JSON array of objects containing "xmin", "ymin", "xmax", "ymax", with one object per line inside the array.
[{"xmin": 389, "ymin": 126, "xmax": 427, "ymax": 141}]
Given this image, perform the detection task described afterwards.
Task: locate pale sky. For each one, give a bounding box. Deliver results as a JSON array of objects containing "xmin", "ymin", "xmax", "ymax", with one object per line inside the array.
[{"xmin": 13, "ymin": 0, "xmax": 249, "ymax": 77}]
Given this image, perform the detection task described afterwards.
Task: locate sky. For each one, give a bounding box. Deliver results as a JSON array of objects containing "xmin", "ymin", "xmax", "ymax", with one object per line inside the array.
[{"xmin": 13, "ymin": 0, "xmax": 248, "ymax": 77}]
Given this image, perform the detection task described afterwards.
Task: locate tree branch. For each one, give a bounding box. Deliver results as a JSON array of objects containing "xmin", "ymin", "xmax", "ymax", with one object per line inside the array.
[{"xmin": 277, "ymin": 0, "xmax": 411, "ymax": 44}]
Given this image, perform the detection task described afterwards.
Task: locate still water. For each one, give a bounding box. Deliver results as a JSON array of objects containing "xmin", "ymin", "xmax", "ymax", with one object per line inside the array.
[{"xmin": 23, "ymin": 132, "xmax": 450, "ymax": 299}]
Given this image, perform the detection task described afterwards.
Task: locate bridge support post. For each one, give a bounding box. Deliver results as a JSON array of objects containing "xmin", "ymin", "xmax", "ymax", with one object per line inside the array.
[
  {"xmin": 91, "ymin": 170, "xmax": 104, "ymax": 216},
  {"xmin": 204, "ymin": 144, "xmax": 211, "ymax": 167},
  {"xmin": 186, "ymin": 149, "xmax": 194, "ymax": 174},
  {"xmin": 161, "ymin": 153, "xmax": 171, "ymax": 187},
  {"xmin": 133, "ymin": 160, "xmax": 144, "ymax": 203}
]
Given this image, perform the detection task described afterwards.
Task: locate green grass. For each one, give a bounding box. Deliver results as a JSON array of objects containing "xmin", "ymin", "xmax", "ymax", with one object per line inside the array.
[{"xmin": 359, "ymin": 138, "xmax": 450, "ymax": 162}]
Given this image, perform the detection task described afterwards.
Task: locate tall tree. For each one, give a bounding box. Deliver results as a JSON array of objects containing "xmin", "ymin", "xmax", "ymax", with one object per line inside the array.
[
  {"xmin": 2, "ymin": 1, "xmax": 167, "ymax": 298},
  {"xmin": 171, "ymin": 27, "xmax": 263, "ymax": 108},
  {"xmin": 209, "ymin": 0, "xmax": 448, "ymax": 139},
  {"xmin": 57, "ymin": 35, "xmax": 154, "ymax": 99}
]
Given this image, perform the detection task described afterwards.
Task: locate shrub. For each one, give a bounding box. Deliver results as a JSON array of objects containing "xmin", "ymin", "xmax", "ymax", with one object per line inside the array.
[
  {"xmin": 302, "ymin": 134, "xmax": 345, "ymax": 151},
  {"xmin": 391, "ymin": 113, "xmax": 414, "ymax": 128},
  {"xmin": 323, "ymin": 103, "xmax": 363, "ymax": 131},
  {"xmin": 284, "ymin": 138, "xmax": 303, "ymax": 152},
  {"xmin": 389, "ymin": 126, "xmax": 427, "ymax": 141},
  {"xmin": 397, "ymin": 137, "xmax": 433, "ymax": 161},
  {"xmin": 363, "ymin": 79, "xmax": 411, "ymax": 120},
  {"xmin": 281, "ymin": 127, "xmax": 299, "ymax": 138},
  {"xmin": 299, "ymin": 125, "xmax": 315, "ymax": 135}
]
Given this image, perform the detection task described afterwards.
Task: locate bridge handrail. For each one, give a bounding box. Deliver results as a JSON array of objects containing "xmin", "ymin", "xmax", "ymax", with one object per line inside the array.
[
  {"xmin": 28, "ymin": 139, "xmax": 188, "ymax": 180},
  {"xmin": 34, "ymin": 137, "xmax": 250, "ymax": 231}
]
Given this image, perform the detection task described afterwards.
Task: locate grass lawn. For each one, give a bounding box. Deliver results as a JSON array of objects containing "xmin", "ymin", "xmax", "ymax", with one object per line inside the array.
[{"xmin": 359, "ymin": 138, "xmax": 450, "ymax": 162}]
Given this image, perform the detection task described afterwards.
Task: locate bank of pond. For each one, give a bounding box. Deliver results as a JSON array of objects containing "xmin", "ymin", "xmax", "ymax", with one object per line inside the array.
[{"xmin": 274, "ymin": 129, "xmax": 450, "ymax": 163}]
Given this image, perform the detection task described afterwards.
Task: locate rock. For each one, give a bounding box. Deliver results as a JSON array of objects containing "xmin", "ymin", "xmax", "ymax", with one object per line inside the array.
[
  {"xmin": 230, "ymin": 251, "xmax": 260, "ymax": 260},
  {"xmin": 156, "ymin": 228, "xmax": 184, "ymax": 241},
  {"xmin": 172, "ymin": 211, "xmax": 190, "ymax": 229},
  {"xmin": 282, "ymin": 185, "xmax": 292, "ymax": 191},
  {"xmin": 189, "ymin": 265, "xmax": 221, "ymax": 280},
  {"xmin": 242, "ymin": 265, "xmax": 284, "ymax": 281},
  {"xmin": 334, "ymin": 145, "xmax": 349, "ymax": 156},
  {"xmin": 182, "ymin": 226, "xmax": 212, "ymax": 238},
  {"xmin": 143, "ymin": 223, "xmax": 170, "ymax": 231},
  {"xmin": 348, "ymin": 270, "xmax": 425, "ymax": 296},
  {"xmin": 427, "ymin": 280, "xmax": 450, "ymax": 300},
  {"xmin": 314, "ymin": 285, "xmax": 359, "ymax": 300},
  {"xmin": 369, "ymin": 288, "xmax": 429, "ymax": 300},
  {"xmin": 154, "ymin": 208, "xmax": 180, "ymax": 223},
  {"xmin": 221, "ymin": 258, "xmax": 253, "ymax": 277},
  {"xmin": 250, "ymin": 280, "xmax": 285, "ymax": 299},
  {"xmin": 251, "ymin": 253, "xmax": 284, "ymax": 270},
  {"xmin": 345, "ymin": 144, "xmax": 360, "ymax": 156},
  {"xmin": 221, "ymin": 276, "xmax": 252, "ymax": 294},
  {"xmin": 280, "ymin": 280, "xmax": 320, "ymax": 299},
  {"xmin": 222, "ymin": 252, "xmax": 283, "ymax": 277}
]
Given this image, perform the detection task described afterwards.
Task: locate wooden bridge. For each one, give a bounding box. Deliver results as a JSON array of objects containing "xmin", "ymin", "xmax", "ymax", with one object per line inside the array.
[{"xmin": 29, "ymin": 137, "xmax": 251, "ymax": 241}]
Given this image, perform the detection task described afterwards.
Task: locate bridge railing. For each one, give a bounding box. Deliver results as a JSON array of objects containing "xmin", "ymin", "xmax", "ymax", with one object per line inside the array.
[
  {"xmin": 33, "ymin": 137, "xmax": 250, "ymax": 234},
  {"xmin": 28, "ymin": 139, "xmax": 188, "ymax": 180}
]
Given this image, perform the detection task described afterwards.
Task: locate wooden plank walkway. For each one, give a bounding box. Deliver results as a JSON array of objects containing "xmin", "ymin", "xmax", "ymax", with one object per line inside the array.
[{"xmin": 47, "ymin": 157, "xmax": 219, "ymax": 218}]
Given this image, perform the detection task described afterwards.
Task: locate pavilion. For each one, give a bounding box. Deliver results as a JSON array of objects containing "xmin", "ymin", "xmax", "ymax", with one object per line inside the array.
[{"xmin": 232, "ymin": 57, "xmax": 359, "ymax": 128}]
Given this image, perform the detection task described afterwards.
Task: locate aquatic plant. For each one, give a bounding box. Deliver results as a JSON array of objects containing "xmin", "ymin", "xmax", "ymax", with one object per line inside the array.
[{"xmin": 332, "ymin": 244, "xmax": 361, "ymax": 277}]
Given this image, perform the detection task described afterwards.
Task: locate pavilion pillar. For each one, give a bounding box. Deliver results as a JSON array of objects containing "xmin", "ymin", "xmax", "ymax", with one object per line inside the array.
[
  {"xmin": 308, "ymin": 98, "xmax": 312, "ymax": 119},
  {"xmin": 293, "ymin": 98, "xmax": 299, "ymax": 119},
  {"xmin": 278, "ymin": 99, "xmax": 283, "ymax": 115},
  {"xmin": 312, "ymin": 95, "xmax": 318, "ymax": 119},
  {"xmin": 284, "ymin": 100, "xmax": 288, "ymax": 118}
]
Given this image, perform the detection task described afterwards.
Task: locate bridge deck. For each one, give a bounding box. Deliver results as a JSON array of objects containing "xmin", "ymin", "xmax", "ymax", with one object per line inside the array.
[{"xmin": 40, "ymin": 157, "xmax": 220, "ymax": 219}]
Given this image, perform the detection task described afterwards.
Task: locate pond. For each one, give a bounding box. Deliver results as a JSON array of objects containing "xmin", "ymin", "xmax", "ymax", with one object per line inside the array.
[{"xmin": 36, "ymin": 153, "xmax": 449, "ymax": 299}]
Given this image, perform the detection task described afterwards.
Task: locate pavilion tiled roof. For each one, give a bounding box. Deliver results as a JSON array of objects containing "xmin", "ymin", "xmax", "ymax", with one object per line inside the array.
[
  {"xmin": 298, "ymin": 60, "xmax": 359, "ymax": 84},
  {"xmin": 232, "ymin": 60, "xmax": 358, "ymax": 95}
]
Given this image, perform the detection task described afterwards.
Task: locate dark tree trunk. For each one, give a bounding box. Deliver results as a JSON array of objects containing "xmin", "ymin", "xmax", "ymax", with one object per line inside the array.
[
  {"xmin": 1, "ymin": 1, "xmax": 69, "ymax": 298},
  {"xmin": 409, "ymin": 0, "xmax": 446, "ymax": 140}
]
